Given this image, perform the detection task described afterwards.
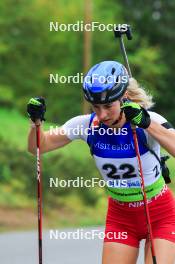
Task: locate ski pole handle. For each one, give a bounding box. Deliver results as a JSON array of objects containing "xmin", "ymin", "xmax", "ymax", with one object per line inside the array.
[{"xmin": 114, "ymin": 24, "xmax": 132, "ymax": 40}]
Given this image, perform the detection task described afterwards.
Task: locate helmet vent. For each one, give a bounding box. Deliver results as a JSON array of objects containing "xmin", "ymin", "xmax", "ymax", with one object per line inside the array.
[
  {"xmin": 115, "ymin": 76, "xmax": 119, "ymax": 84},
  {"xmin": 104, "ymin": 75, "xmax": 108, "ymax": 84},
  {"xmin": 111, "ymin": 67, "xmax": 116, "ymax": 75}
]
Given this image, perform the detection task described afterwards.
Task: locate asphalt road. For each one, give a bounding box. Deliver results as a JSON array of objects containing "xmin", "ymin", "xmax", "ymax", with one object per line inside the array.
[{"xmin": 0, "ymin": 228, "xmax": 145, "ymax": 264}]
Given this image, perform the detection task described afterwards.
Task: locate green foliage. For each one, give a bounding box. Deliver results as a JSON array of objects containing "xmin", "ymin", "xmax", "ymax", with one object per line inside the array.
[
  {"xmin": 118, "ymin": 0, "xmax": 175, "ymax": 123},
  {"xmin": 0, "ymin": 85, "xmax": 15, "ymax": 107},
  {"xmin": 0, "ymin": 0, "xmax": 84, "ymax": 123}
]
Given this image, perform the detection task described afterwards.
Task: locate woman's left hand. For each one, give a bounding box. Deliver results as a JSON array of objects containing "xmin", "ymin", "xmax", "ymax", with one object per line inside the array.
[{"xmin": 121, "ymin": 101, "xmax": 151, "ymax": 129}]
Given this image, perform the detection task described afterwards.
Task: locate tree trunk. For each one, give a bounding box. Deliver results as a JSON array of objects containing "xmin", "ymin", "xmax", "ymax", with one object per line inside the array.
[{"xmin": 83, "ymin": 0, "xmax": 93, "ymax": 114}]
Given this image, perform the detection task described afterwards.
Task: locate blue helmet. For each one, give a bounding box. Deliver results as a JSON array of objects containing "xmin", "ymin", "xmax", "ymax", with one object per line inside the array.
[{"xmin": 83, "ymin": 61, "xmax": 129, "ymax": 104}]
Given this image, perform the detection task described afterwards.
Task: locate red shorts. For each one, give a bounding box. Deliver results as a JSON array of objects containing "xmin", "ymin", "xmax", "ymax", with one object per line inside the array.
[{"xmin": 104, "ymin": 185, "xmax": 175, "ymax": 248}]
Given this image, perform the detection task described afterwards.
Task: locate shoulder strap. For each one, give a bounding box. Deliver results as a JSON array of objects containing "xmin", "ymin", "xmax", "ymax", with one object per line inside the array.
[
  {"xmin": 140, "ymin": 135, "xmax": 162, "ymax": 166},
  {"xmin": 88, "ymin": 112, "xmax": 96, "ymax": 128},
  {"xmin": 87, "ymin": 113, "xmax": 96, "ymax": 154}
]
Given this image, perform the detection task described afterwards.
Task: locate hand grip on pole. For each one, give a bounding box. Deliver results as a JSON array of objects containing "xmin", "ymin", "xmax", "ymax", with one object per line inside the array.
[{"xmin": 114, "ymin": 24, "xmax": 132, "ymax": 40}]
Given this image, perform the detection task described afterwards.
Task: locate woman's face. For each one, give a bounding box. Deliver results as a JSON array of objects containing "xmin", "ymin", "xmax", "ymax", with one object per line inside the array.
[{"xmin": 92, "ymin": 100, "xmax": 125, "ymax": 127}]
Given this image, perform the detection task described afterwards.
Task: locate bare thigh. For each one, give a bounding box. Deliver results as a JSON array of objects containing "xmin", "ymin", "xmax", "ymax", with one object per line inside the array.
[
  {"xmin": 102, "ymin": 242, "xmax": 139, "ymax": 264},
  {"xmin": 145, "ymin": 239, "xmax": 175, "ymax": 264}
]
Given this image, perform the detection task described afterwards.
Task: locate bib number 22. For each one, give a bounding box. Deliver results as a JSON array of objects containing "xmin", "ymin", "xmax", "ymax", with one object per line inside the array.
[{"xmin": 102, "ymin": 163, "xmax": 137, "ymax": 179}]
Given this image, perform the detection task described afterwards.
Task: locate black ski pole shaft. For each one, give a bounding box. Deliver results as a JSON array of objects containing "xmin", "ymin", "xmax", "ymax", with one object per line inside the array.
[{"xmin": 119, "ymin": 37, "xmax": 132, "ymax": 77}]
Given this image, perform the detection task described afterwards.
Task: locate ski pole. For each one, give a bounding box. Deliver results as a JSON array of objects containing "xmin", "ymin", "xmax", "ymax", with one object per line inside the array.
[
  {"xmin": 114, "ymin": 24, "xmax": 157, "ymax": 264},
  {"xmin": 36, "ymin": 124, "xmax": 43, "ymax": 264}
]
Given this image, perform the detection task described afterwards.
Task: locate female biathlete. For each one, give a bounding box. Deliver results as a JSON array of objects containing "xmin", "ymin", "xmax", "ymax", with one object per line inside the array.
[{"xmin": 27, "ymin": 61, "xmax": 175, "ymax": 264}]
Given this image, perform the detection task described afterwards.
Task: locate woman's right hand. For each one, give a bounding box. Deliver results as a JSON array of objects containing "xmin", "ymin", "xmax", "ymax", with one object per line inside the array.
[
  {"xmin": 27, "ymin": 97, "xmax": 46, "ymax": 122},
  {"xmin": 27, "ymin": 97, "xmax": 71, "ymax": 154}
]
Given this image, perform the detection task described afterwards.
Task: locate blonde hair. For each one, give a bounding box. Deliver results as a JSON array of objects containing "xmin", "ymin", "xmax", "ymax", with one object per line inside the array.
[{"xmin": 126, "ymin": 78, "xmax": 154, "ymax": 109}]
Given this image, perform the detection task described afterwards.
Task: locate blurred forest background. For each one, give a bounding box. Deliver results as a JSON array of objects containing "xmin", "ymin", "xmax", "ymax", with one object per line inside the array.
[{"xmin": 0, "ymin": 0, "xmax": 175, "ymax": 231}]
